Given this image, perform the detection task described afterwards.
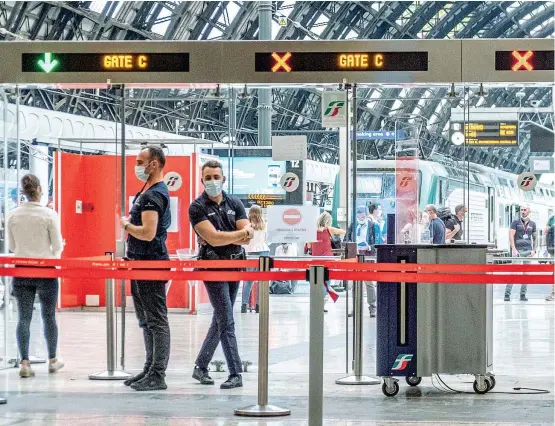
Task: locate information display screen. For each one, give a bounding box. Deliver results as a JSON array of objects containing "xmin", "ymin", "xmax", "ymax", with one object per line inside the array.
[
  {"xmin": 450, "ymin": 121, "xmax": 519, "ymax": 146},
  {"xmin": 495, "ymin": 50, "xmax": 554, "ymax": 71},
  {"xmin": 222, "ymin": 158, "xmax": 286, "ymax": 196},
  {"xmin": 255, "ymin": 52, "xmax": 428, "ymax": 72},
  {"xmin": 22, "ymin": 53, "xmax": 189, "ymax": 73}
]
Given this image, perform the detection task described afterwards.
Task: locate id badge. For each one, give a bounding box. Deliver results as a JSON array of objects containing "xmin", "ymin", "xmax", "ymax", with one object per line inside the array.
[{"xmin": 523, "ymin": 234, "xmax": 529, "ymax": 240}]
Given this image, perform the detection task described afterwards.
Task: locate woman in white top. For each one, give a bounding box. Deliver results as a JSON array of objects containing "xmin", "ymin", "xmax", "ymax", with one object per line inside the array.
[
  {"xmin": 241, "ymin": 205, "xmax": 269, "ymax": 313},
  {"xmin": 7, "ymin": 174, "xmax": 64, "ymax": 378}
]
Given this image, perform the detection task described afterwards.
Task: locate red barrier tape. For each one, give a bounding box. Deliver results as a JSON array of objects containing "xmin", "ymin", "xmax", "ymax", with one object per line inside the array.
[
  {"xmin": 0, "ymin": 266, "xmax": 551, "ymax": 284},
  {"xmin": 1, "ymin": 257, "xmax": 551, "ymax": 274}
]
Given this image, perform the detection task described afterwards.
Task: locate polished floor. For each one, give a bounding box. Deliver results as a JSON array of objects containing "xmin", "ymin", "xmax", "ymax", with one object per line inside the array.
[{"xmin": 0, "ymin": 283, "xmax": 552, "ymax": 425}]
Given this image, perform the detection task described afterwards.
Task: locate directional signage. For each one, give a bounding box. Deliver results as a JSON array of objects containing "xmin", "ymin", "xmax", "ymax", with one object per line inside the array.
[
  {"xmin": 256, "ymin": 52, "xmax": 429, "ymax": 72},
  {"xmin": 449, "ymin": 121, "xmax": 519, "ymax": 146},
  {"xmin": 495, "ymin": 50, "xmax": 554, "ymax": 71},
  {"xmin": 22, "ymin": 53, "xmax": 189, "ymax": 73},
  {"xmin": 353, "ymin": 130, "xmax": 407, "ymax": 140}
]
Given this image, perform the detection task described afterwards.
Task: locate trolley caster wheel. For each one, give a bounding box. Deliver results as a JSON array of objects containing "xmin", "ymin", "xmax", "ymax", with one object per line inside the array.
[
  {"xmin": 486, "ymin": 376, "xmax": 496, "ymax": 390},
  {"xmin": 473, "ymin": 379, "xmax": 490, "ymax": 394},
  {"xmin": 382, "ymin": 381, "xmax": 400, "ymax": 397},
  {"xmin": 406, "ymin": 376, "xmax": 422, "ymax": 386}
]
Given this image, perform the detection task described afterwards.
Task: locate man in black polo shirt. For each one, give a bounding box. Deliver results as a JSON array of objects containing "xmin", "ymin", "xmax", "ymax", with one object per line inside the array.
[
  {"xmin": 189, "ymin": 160, "xmax": 253, "ymax": 389},
  {"xmin": 120, "ymin": 146, "xmax": 171, "ymax": 391}
]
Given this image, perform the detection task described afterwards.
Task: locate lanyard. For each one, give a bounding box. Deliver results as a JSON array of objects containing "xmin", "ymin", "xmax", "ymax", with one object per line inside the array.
[
  {"xmin": 132, "ymin": 181, "xmax": 149, "ymax": 205},
  {"xmin": 521, "ymin": 219, "xmax": 530, "ymax": 234}
]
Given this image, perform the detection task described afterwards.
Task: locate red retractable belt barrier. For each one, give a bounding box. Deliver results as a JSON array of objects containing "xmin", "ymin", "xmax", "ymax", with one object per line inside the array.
[{"xmin": 0, "ymin": 257, "xmax": 552, "ymax": 284}]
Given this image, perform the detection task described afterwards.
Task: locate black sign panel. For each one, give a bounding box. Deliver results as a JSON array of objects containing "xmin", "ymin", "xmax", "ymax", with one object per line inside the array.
[
  {"xmin": 450, "ymin": 121, "xmax": 519, "ymax": 146},
  {"xmin": 495, "ymin": 50, "xmax": 554, "ymax": 71},
  {"xmin": 255, "ymin": 52, "xmax": 428, "ymax": 72},
  {"xmin": 22, "ymin": 53, "xmax": 189, "ymax": 73}
]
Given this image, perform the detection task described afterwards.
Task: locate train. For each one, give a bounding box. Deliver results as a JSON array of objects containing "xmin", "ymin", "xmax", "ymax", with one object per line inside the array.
[{"xmin": 330, "ymin": 158, "xmax": 554, "ymax": 252}]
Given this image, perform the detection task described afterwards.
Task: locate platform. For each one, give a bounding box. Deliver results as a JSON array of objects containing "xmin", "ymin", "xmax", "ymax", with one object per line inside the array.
[{"xmin": 0, "ymin": 283, "xmax": 552, "ymax": 425}]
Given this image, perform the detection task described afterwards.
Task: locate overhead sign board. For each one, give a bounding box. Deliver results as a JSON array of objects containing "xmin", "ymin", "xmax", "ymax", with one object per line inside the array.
[
  {"xmin": 22, "ymin": 53, "xmax": 190, "ymax": 73},
  {"xmin": 267, "ymin": 205, "xmax": 318, "ymax": 243},
  {"xmin": 495, "ymin": 50, "xmax": 554, "ymax": 71},
  {"xmin": 449, "ymin": 121, "xmax": 519, "ymax": 146},
  {"xmin": 256, "ymin": 52, "xmax": 428, "ymax": 72},
  {"xmin": 353, "ymin": 130, "xmax": 402, "ymax": 140},
  {"xmin": 529, "ymin": 156, "xmax": 554, "ymax": 174}
]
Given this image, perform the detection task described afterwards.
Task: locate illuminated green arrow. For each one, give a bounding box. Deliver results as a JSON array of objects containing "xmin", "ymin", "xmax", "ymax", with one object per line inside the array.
[{"xmin": 37, "ymin": 53, "xmax": 59, "ymax": 73}]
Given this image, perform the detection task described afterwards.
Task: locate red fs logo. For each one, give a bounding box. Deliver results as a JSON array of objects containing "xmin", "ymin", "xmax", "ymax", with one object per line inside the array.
[
  {"xmin": 166, "ymin": 176, "xmax": 179, "ymax": 187},
  {"xmin": 392, "ymin": 354, "xmax": 413, "ymax": 371},
  {"xmin": 324, "ymin": 101, "xmax": 345, "ymax": 117},
  {"xmin": 283, "ymin": 177, "xmax": 296, "ymax": 188},
  {"xmin": 399, "ymin": 176, "xmax": 412, "ymax": 188},
  {"xmin": 163, "ymin": 172, "xmax": 182, "ymax": 192},
  {"xmin": 519, "ymin": 176, "xmax": 534, "ymax": 187}
]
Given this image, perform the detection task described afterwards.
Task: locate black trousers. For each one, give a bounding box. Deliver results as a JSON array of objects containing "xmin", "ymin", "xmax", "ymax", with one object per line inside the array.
[
  {"xmin": 131, "ymin": 280, "xmax": 171, "ymax": 378},
  {"xmin": 13, "ymin": 277, "xmax": 59, "ymax": 361}
]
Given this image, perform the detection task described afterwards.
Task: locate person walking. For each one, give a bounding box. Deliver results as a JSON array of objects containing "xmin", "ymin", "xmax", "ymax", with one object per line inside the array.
[
  {"xmin": 7, "ymin": 174, "xmax": 64, "ymax": 378},
  {"xmin": 241, "ymin": 205, "xmax": 269, "ymax": 313},
  {"xmin": 121, "ymin": 146, "xmax": 172, "ymax": 391},
  {"xmin": 425, "ymin": 205, "xmax": 446, "ymax": 244},
  {"xmin": 504, "ymin": 204, "xmax": 537, "ymax": 302},
  {"xmin": 189, "ymin": 160, "xmax": 254, "ymax": 389},
  {"xmin": 544, "ymin": 215, "xmax": 554, "ymax": 301},
  {"xmin": 346, "ymin": 206, "xmax": 378, "ymax": 317}
]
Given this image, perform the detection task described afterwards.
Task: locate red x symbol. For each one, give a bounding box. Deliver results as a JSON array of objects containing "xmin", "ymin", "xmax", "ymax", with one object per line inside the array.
[
  {"xmin": 271, "ymin": 52, "xmax": 292, "ymax": 72},
  {"xmin": 512, "ymin": 50, "xmax": 534, "ymax": 71}
]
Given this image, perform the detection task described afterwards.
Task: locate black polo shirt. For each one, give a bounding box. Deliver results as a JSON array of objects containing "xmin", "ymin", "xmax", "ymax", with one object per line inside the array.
[
  {"xmin": 189, "ymin": 191, "xmax": 247, "ymax": 259},
  {"xmin": 127, "ymin": 181, "xmax": 171, "ymax": 260}
]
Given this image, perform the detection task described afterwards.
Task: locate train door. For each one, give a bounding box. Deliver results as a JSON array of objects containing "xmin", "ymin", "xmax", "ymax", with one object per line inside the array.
[{"xmin": 487, "ymin": 187, "xmax": 495, "ymax": 243}]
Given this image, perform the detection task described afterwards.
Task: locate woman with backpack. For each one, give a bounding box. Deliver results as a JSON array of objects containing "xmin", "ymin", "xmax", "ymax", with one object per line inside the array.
[
  {"xmin": 308, "ymin": 212, "xmax": 345, "ymax": 312},
  {"xmin": 241, "ymin": 205, "xmax": 269, "ymax": 313}
]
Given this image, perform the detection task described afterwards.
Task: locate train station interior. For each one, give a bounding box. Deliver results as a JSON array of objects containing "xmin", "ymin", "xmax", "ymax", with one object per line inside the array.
[{"xmin": 0, "ymin": 1, "xmax": 554, "ymax": 425}]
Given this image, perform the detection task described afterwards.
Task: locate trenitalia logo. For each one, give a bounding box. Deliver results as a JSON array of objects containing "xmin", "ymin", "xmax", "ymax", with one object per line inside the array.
[
  {"xmin": 283, "ymin": 177, "xmax": 296, "ymax": 188},
  {"xmin": 391, "ymin": 354, "xmax": 413, "ymax": 371},
  {"xmin": 166, "ymin": 176, "xmax": 180, "ymax": 187},
  {"xmin": 324, "ymin": 101, "xmax": 345, "ymax": 117},
  {"xmin": 399, "ymin": 176, "xmax": 412, "ymax": 187},
  {"xmin": 520, "ymin": 176, "xmax": 534, "ymax": 187}
]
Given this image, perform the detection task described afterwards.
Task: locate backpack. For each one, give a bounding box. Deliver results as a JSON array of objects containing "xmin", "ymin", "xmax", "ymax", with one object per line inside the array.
[
  {"xmin": 270, "ymin": 280, "xmax": 293, "ymax": 294},
  {"xmin": 437, "ymin": 207, "xmax": 457, "ymax": 229}
]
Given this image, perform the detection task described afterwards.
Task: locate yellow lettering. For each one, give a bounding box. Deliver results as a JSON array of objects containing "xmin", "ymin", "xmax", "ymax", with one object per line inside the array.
[
  {"xmin": 339, "ymin": 54, "xmax": 370, "ymax": 69},
  {"xmin": 103, "ymin": 56, "xmax": 111, "ymax": 68},
  {"xmin": 138, "ymin": 55, "xmax": 148, "ymax": 69},
  {"xmin": 124, "ymin": 55, "xmax": 132, "ymax": 69},
  {"xmin": 374, "ymin": 54, "xmax": 384, "ymax": 67}
]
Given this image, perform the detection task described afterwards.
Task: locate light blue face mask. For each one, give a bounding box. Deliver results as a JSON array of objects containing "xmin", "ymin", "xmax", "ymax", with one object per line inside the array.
[{"xmin": 204, "ymin": 179, "xmax": 223, "ymax": 197}]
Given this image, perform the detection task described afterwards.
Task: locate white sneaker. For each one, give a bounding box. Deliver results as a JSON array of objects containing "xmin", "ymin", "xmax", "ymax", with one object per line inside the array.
[
  {"xmin": 48, "ymin": 359, "xmax": 64, "ymax": 373},
  {"xmin": 19, "ymin": 365, "xmax": 35, "ymax": 378}
]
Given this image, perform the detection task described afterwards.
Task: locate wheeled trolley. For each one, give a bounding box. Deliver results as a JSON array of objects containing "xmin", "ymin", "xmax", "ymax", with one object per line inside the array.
[{"xmin": 376, "ymin": 244, "xmax": 494, "ymax": 396}]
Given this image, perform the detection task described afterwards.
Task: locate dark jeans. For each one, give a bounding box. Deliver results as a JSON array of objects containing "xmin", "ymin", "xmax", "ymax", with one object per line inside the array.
[
  {"xmin": 196, "ymin": 281, "xmax": 242, "ymax": 375},
  {"xmin": 12, "ymin": 277, "xmax": 59, "ymax": 361},
  {"xmin": 131, "ymin": 280, "xmax": 171, "ymax": 378}
]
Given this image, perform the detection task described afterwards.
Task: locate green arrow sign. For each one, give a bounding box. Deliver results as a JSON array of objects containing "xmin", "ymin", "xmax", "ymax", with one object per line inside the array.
[{"xmin": 37, "ymin": 53, "xmax": 59, "ymax": 73}]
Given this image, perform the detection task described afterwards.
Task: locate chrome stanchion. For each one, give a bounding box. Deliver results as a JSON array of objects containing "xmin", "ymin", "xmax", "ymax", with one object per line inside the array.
[
  {"xmin": 336, "ymin": 255, "xmax": 380, "ymax": 385},
  {"xmin": 308, "ymin": 265, "xmax": 326, "ymax": 426},
  {"xmin": 89, "ymin": 252, "xmax": 131, "ymax": 380},
  {"xmin": 235, "ymin": 256, "xmax": 290, "ymax": 417}
]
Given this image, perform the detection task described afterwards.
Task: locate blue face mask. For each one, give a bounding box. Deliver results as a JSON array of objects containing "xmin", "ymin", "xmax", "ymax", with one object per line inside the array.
[{"xmin": 204, "ymin": 179, "xmax": 223, "ymax": 197}]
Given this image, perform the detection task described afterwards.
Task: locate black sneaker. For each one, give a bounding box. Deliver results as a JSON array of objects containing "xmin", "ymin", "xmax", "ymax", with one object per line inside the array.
[
  {"xmin": 124, "ymin": 371, "xmax": 148, "ymax": 387},
  {"xmin": 130, "ymin": 374, "xmax": 167, "ymax": 391},
  {"xmin": 241, "ymin": 304, "xmax": 247, "ymax": 313},
  {"xmin": 192, "ymin": 366, "xmax": 214, "ymax": 385},
  {"xmin": 504, "ymin": 295, "xmax": 510, "ymax": 302},
  {"xmin": 255, "ymin": 304, "xmax": 259, "ymax": 313},
  {"xmin": 520, "ymin": 295, "xmax": 528, "ymax": 301},
  {"xmin": 220, "ymin": 374, "xmax": 242, "ymax": 389}
]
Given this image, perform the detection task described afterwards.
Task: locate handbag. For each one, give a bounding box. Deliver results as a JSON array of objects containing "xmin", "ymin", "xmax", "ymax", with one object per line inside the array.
[{"xmin": 328, "ymin": 229, "xmax": 342, "ymax": 250}]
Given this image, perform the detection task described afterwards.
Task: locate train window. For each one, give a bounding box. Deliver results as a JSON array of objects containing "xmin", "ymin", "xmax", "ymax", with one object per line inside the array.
[
  {"xmin": 382, "ymin": 174, "xmax": 396, "ymax": 198},
  {"xmin": 356, "ymin": 173, "xmax": 382, "ymax": 197},
  {"xmin": 509, "ymin": 180, "xmax": 515, "ymax": 188}
]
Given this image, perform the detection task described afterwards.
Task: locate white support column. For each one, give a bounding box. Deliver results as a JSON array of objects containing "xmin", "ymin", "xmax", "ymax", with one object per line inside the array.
[{"xmin": 29, "ymin": 144, "xmax": 49, "ymax": 203}]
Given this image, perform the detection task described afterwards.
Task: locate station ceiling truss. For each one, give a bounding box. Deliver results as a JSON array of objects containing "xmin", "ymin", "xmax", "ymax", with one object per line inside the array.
[{"xmin": 0, "ymin": 1, "xmax": 553, "ymax": 174}]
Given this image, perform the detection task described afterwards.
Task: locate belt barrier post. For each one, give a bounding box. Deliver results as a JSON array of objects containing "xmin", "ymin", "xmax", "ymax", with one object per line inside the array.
[
  {"xmin": 89, "ymin": 252, "xmax": 131, "ymax": 380},
  {"xmin": 308, "ymin": 265, "xmax": 326, "ymax": 426},
  {"xmin": 235, "ymin": 256, "xmax": 290, "ymax": 417},
  {"xmin": 336, "ymin": 255, "xmax": 380, "ymax": 385}
]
